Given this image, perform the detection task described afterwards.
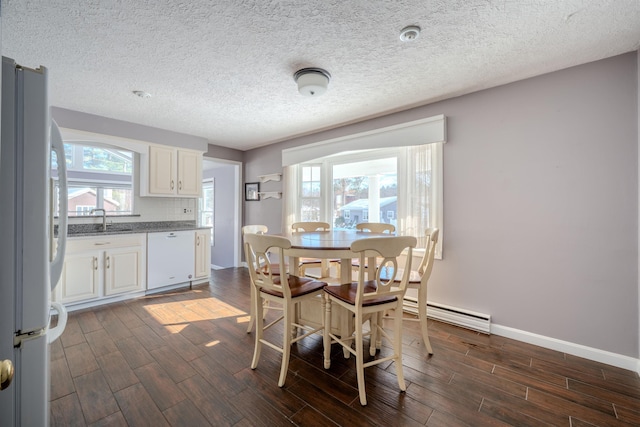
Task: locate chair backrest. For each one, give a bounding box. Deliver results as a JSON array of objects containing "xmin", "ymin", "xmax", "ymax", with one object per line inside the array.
[
  {"xmin": 351, "ymin": 236, "xmax": 416, "ymax": 306},
  {"xmin": 242, "ymin": 224, "xmax": 268, "ymax": 235},
  {"xmin": 355, "ymin": 222, "xmax": 395, "ymax": 233},
  {"xmin": 243, "ymin": 233, "xmax": 292, "ymax": 297},
  {"xmin": 291, "ymin": 221, "xmax": 330, "ymax": 232},
  {"xmin": 415, "ymin": 228, "xmax": 439, "ymax": 281}
]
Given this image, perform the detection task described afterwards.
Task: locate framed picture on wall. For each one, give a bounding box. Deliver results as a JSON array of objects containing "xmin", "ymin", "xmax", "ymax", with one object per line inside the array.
[{"xmin": 245, "ymin": 182, "xmax": 260, "ymax": 201}]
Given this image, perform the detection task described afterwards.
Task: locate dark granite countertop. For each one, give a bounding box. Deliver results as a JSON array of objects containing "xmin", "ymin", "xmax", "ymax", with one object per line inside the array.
[{"xmin": 57, "ymin": 221, "xmax": 210, "ymax": 237}]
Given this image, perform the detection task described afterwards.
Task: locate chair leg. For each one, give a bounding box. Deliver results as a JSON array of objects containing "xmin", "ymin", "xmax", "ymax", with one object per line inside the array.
[
  {"xmin": 250, "ymin": 292, "xmax": 263, "ymax": 369},
  {"xmin": 355, "ymin": 315, "xmax": 367, "ymax": 406},
  {"xmin": 278, "ymin": 303, "xmax": 293, "ymax": 387},
  {"xmin": 375, "ymin": 312, "xmax": 383, "ymax": 349},
  {"xmin": 393, "ymin": 304, "xmax": 406, "ymax": 392},
  {"xmin": 417, "ymin": 287, "xmax": 433, "ymax": 354},
  {"xmin": 323, "ymin": 296, "xmax": 332, "ymax": 369},
  {"xmin": 247, "ymin": 285, "xmax": 256, "ymax": 333},
  {"xmin": 368, "ymin": 315, "xmax": 377, "ymax": 357},
  {"xmin": 340, "ymin": 307, "xmax": 350, "ymax": 359}
]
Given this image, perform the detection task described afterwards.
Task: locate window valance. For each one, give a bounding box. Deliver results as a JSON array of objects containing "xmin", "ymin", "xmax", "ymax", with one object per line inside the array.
[{"xmin": 282, "ymin": 114, "xmax": 446, "ymax": 167}]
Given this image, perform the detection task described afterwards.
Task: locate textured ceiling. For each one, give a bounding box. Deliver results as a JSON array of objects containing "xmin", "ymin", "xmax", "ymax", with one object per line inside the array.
[{"xmin": 3, "ymin": 1, "xmax": 639, "ymax": 151}]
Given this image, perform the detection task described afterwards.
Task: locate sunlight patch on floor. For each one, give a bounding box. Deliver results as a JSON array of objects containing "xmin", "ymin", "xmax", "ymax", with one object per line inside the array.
[{"xmin": 142, "ymin": 295, "xmax": 248, "ymax": 326}]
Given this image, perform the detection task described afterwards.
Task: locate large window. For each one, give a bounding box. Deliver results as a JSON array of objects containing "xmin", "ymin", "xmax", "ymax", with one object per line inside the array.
[
  {"xmin": 282, "ymin": 115, "xmax": 446, "ymax": 256},
  {"xmin": 285, "ymin": 143, "xmax": 443, "ymax": 256},
  {"xmin": 52, "ymin": 143, "xmax": 134, "ymax": 216},
  {"xmin": 332, "ymin": 156, "xmax": 397, "ymax": 229}
]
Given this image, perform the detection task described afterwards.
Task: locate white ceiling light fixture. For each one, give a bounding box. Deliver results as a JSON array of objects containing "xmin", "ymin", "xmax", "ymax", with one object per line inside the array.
[
  {"xmin": 399, "ymin": 25, "xmax": 421, "ymax": 42},
  {"xmin": 294, "ymin": 68, "xmax": 331, "ymax": 97}
]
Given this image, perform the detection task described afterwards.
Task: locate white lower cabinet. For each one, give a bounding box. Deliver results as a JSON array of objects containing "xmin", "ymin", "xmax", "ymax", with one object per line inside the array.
[
  {"xmin": 57, "ymin": 251, "xmax": 100, "ymax": 303},
  {"xmin": 104, "ymin": 246, "xmax": 144, "ymax": 296},
  {"xmin": 54, "ymin": 234, "xmax": 146, "ymax": 305},
  {"xmin": 194, "ymin": 229, "xmax": 211, "ymax": 279}
]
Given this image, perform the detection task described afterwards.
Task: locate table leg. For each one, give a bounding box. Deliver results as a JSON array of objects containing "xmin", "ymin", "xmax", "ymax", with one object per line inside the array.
[
  {"xmin": 340, "ymin": 258, "xmax": 351, "ymax": 284},
  {"xmin": 289, "ymin": 256, "xmax": 300, "ymax": 276}
]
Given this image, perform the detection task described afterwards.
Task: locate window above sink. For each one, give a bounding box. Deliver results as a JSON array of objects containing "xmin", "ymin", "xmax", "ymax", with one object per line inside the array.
[{"xmin": 52, "ymin": 142, "xmax": 134, "ymax": 217}]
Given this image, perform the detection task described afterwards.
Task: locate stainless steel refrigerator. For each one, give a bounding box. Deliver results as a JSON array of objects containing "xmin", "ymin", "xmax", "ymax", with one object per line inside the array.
[{"xmin": 0, "ymin": 57, "xmax": 69, "ymax": 426}]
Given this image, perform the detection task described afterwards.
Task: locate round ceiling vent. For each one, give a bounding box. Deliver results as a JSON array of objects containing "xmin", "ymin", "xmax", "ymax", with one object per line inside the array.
[{"xmin": 399, "ymin": 25, "xmax": 421, "ymax": 42}]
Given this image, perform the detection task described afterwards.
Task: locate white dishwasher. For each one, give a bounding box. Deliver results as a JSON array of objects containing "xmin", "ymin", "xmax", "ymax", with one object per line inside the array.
[{"xmin": 147, "ymin": 230, "xmax": 195, "ymax": 290}]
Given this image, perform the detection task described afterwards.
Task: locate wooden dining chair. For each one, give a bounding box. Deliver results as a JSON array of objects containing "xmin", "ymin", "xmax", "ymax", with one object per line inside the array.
[
  {"xmin": 355, "ymin": 222, "xmax": 396, "ymax": 233},
  {"xmin": 405, "ymin": 228, "xmax": 439, "ymax": 354},
  {"xmin": 241, "ymin": 225, "xmax": 283, "ymax": 333},
  {"xmin": 382, "ymin": 228, "xmax": 439, "ymax": 354},
  {"xmin": 291, "ymin": 222, "xmax": 340, "ymax": 278},
  {"xmin": 351, "ymin": 222, "xmax": 396, "ymax": 274},
  {"xmin": 323, "ymin": 235, "xmax": 416, "ymax": 406},
  {"xmin": 244, "ymin": 233, "xmax": 327, "ymax": 387}
]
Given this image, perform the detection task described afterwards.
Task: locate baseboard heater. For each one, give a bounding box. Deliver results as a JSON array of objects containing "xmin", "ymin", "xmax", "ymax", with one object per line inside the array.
[{"xmin": 403, "ymin": 297, "xmax": 491, "ymax": 334}]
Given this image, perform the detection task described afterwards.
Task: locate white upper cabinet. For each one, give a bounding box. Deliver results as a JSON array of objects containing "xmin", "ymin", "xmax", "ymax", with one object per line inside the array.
[
  {"xmin": 141, "ymin": 145, "xmax": 203, "ymax": 197},
  {"xmin": 177, "ymin": 150, "xmax": 202, "ymax": 196}
]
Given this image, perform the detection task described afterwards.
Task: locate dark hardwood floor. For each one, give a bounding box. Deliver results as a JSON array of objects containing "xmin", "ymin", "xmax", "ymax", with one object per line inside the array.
[{"xmin": 50, "ymin": 268, "xmax": 640, "ymax": 426}]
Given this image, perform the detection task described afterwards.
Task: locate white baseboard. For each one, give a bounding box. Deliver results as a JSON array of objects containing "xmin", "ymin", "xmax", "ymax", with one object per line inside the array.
[{"xmin": 491, "ymin": 324, "xmax": 640, "ymax": 374}]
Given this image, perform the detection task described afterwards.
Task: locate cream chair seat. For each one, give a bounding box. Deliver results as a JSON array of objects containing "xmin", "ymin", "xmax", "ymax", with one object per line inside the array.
[
  {"xmin": 244, "ymin": 233, "xmax": 327, "ymax": 387},
  {"xmin": 323, "ymin": 235, "xmax": 416, "ymax": 406}
]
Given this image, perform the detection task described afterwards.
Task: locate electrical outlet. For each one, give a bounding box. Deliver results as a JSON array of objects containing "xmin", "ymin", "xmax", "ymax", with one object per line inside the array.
[{"xmin": 183, "ymin": 208, "xmax": 193, "ymax": 214}]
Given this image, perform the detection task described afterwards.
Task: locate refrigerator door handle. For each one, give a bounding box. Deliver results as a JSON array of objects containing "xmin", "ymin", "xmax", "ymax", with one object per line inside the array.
[
  {"xmin": 47, "ymin": 302, "xmax": 67, "ymax": 344},
  {"xmin": 50, "ymin": 120, "xmax": 67, "ymax": 287}
]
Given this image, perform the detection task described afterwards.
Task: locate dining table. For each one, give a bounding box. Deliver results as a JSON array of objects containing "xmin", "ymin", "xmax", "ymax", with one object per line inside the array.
[
  {"xmin": 281, "ymin": 229, "xmax": 395, "ymax": 284},
  {"xmin": 279, "ymin": 229, "xmax": 397, "ymax": 335}
]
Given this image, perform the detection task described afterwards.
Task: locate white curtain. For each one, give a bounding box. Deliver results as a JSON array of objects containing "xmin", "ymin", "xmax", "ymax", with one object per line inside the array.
[
  {"xmin": 282, "ymin": 164, "xmax": 299, "ymax": 233},
  {"xmin": 397, "ymin": 143, "xmax": 443, "ymax": 257}
]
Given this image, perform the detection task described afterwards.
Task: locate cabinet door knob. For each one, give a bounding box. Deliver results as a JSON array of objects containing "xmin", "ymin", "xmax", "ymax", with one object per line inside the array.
[
  {"xmin": 196, "ymin": 235, "xmax": 200, "ymax": 246},
  {"xmin": 171, "ymin": 180, "xmax": 175, "ymax": 190},
  {"xmin": 106, "ymin": 256, "xmax": 110, "ymax": 269},
  {"xmin": 93, "ymin": 257, "xmax": 98, "ymax": 270},
  {"xmin": 179, "ymin": 181, "xmax": 183, "ymax": 190}
]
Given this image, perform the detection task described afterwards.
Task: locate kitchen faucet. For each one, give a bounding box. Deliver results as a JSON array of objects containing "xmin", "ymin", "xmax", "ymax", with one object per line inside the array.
[{"xmin": 90, "ymin": 208, "xmax": 107, "ymax": 231}]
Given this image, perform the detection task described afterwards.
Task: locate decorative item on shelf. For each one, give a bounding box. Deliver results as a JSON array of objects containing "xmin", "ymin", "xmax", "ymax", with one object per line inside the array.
[
  {"xmin": 245, "ymin": 182, "xmax": 260, "ymax": 201},
  {"xmin": 258, "ymin": 173, "xmax": 282, "ymax": 183},
  {"xmin": 294, "ymin": 68, "xmax": 331, "ymax": 96},
  {"xmin": 257, "ymin": 191, "xmax": 282, "ymax": 200}
]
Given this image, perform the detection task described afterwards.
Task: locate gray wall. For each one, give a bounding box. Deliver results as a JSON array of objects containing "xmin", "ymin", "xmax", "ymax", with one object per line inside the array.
[
  {"xmin": 52, "ymin": 107, "xmax": 209, "ymax": 151},
  {"xmin": 205, "ymin": 165, "xmax": 237, "ymax": 268},
  {"xmin": 243, "ymin": 52, "xmax": 639, "ymax": 358}
]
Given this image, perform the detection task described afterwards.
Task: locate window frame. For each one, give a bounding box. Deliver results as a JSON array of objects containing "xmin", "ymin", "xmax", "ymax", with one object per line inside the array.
[
  {"xmin": 52, "ymin": 141, "xmax": 135, "ymax": 217},
  {"xmin": 298, "ymin": 164, "xmax": 323, "ymax": 222},
  {"xmin": 291, "ymin": 144, "xmax": 443, "ymax": 258},
  {"xmin": 199, "ymin": 179, "xmax": 214, "ymax": 246}
]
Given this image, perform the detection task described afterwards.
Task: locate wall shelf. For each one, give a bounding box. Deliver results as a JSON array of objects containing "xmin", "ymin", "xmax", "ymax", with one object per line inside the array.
[
  {"xmin": 258, "ymin": 173, "xmax": 282, "ymax": 183},
  {"xmin": 258, "ymin": 191, "xmax": 282, "ymax": 200}
]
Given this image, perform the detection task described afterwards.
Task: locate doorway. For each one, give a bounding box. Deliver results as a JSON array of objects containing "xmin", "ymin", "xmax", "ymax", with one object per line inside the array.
[{"xmin": 202, "ymin": 158, "xmax": 242, "ymax": 268}]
